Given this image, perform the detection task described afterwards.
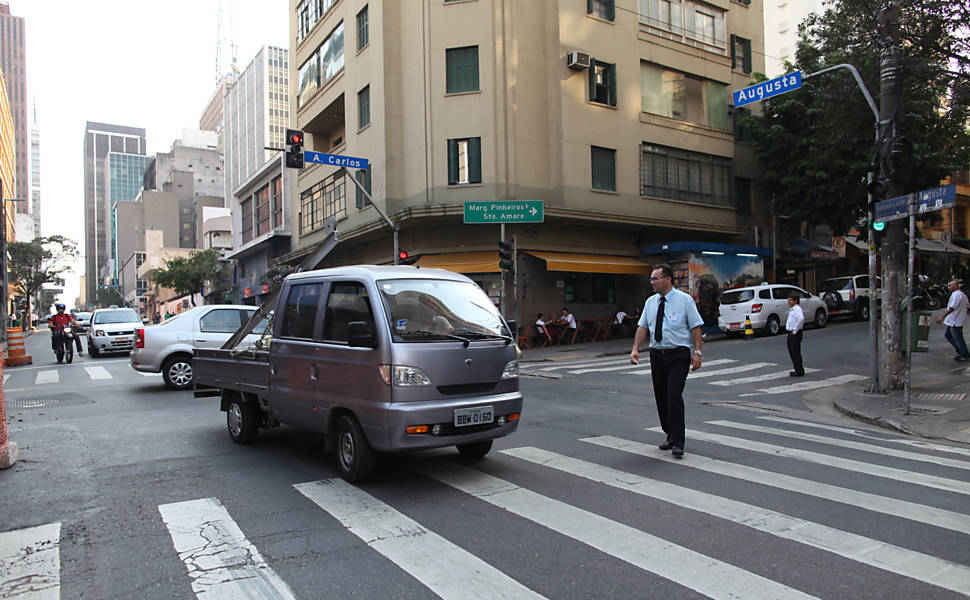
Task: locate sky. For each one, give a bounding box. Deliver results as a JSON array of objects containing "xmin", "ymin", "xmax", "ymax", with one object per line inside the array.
[{"xmin": 8, "ymin": 0, "xmax": 288, "ymax": 307}]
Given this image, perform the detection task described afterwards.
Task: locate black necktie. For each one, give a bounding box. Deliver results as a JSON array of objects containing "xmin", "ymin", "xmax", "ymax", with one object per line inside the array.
[{"xmin": 654, "ymin": 296, "xmax": 665, "ymax": 343}]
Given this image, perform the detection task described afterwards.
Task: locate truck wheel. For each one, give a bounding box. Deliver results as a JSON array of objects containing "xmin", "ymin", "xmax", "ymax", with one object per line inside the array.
[
  {"xmin": 227, "ymin": 399, "xmax": 259, "ymax": 444},
  {"xmin": 162, "ymin": 355, "xmax": 193, "ymax": 390},
  {"xmin": 456, "ymin": 440, "xmax": 493, "ymax": 459},
  {"xmin": 336, "ymin": 415, "xmax": 375, "ymax": 483}
]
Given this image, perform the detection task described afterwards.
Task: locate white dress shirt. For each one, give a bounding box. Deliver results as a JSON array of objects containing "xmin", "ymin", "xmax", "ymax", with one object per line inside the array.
[
  {"xmin": 786, "ymin": 304, "xmax": 804, "ymax": 333},
  {"xmin": 944, "ymin": 289, "xmax": 968, "ymax": 327}
]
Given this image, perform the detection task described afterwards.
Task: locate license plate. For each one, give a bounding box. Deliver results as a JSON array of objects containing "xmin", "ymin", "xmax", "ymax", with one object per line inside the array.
[
  {"xmin": 454, "ymin": 405, "xmax": 494, "ymax": 427},
  {"xmin": 729, "ymin": 322, "xmax": 742, "ymax": 329},
  {"xmin": 115, "ymin": 336, "xmax": 130, "ymax": 342}
]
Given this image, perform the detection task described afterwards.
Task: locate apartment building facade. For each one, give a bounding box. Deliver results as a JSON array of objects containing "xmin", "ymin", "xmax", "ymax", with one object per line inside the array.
[{"xmin": 288, "ymin": 0, "xmax": 768, "ymax": 323}]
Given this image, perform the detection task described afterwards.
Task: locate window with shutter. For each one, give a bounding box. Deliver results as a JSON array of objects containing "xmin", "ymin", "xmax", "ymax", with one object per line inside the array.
[
  {"xmin": 591, "ymin": 146, "xmax": 616, "ymax": 191},
  {"xmin": 589, "ymin": 60, "xmax": 617, "ymax": 106},
  {"xmin": 447, "ymin": 137, "xmax": 482, "ymax": 185},
  {"xmin": 445, "ymin": 46, "xmax": 480, "ymax": 93},
  {"xmin": 355, "ymin": 168, "xmax": 372, "ymax": 208}
]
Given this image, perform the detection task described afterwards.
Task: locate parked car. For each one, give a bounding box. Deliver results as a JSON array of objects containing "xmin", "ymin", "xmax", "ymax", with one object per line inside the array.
[
  {"xmin": 818, "ymin": 275, "xmax": 880, "ymax": 321},
  {"xmin": 718, "ymin": 283, "xmax": 828, "ymax": 336},
  {"xmin": 130, "ymin": 305, "xmax": 268, "ymax": 390},
  {"xmin": 73, "ymin": 311, "xmax": 93, "ymax": 334},
  {"xmin": 87, "ymin": 308, "xmax": 144, "ymax": 357}
]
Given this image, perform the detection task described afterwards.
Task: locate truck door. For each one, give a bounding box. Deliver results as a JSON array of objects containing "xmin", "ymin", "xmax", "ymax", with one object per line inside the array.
[{"xmin": 270, "ymin": 282, "xmax": 326, "ymax": 428}]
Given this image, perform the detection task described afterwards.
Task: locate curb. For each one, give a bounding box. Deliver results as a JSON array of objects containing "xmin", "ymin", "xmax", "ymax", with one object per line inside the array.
[{"xmin": 832, "ymin": 398, "xmax": 914, "ymax": 436}]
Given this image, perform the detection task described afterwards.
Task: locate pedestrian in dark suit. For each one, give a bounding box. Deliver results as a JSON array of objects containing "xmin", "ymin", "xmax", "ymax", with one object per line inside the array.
[
  {"xmin": 786, "ymin": 292, "xmax": 805, "ymax": 376},
  {"xmin": 630, "ymin": 265, "xmax": 704, "ymax": 458}
]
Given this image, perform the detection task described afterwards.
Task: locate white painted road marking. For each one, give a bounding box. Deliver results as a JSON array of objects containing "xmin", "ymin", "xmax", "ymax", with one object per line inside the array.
[
  {"xmin": 528, "ymin": 356, "xmax": 631, "ymax": 372},
  {"xmin": 709, "ymin": 367, "xmax": 820, "ymax": 386},
  {"xmin": 295, "ymin": 479, "xmax": 547, "ymax": 600},
  {"xmin": 626, "ymin": 358, "xmax": 735, "ymax": 375},
  {"xmin": 0, "ymin": 522, "xmax": 61, "ymax": 600},
  {"xmin": 158, "ymin": 497, "xmax": 296, "ymax": 600},
  {"xmin": 84, "ymin": 366, "xmax": 112, "ymax": 380},
  {"xmin": 2, "ymin": 374, "xmax": 7, "ymax": 385},
  {"xmin": 34, "ymin": 370, "xmax": 58, "ymax": 385},
  {"xmin": 582, "ymin": 435, "xmax": 970, "ymax": 536},
  {"xmin": 412, "ymin": 462, "xmax": 820, "ymax": 600},
  {"xmin": 686, "ymin": 362, "xmax": 776, "ymax": 379},
  {"xmin": 504, "ymin": 446, "xmax": 970, "ymax": 597},
  {"xmin": 738, "ymin": 373, "xmax": 867, "ymax": 396}
]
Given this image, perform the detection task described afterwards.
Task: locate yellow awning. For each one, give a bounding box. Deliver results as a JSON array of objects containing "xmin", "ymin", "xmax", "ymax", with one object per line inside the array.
[
  {"xmin": 526, "ymin": 251, "xmax": 652, "ymax": 274},
  {"xmin": 416, "ymin": 251, "xmax": 501, "ymax": 273}
]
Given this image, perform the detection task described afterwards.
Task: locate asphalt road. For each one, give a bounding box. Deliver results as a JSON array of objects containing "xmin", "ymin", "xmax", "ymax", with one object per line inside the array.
[{"xmin": 1, "ymin": 325, "xmax": 968, "ymax": 599}]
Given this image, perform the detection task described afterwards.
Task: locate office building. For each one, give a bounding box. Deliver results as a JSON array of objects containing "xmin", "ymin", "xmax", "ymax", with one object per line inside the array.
[
  {"xmin": 106, "ymin": 152, "xmax": 152, "ymax": 284},
  {"xmin": 29, "ymin": 106, "xmax": 38, "ymax": 236},
  {"xmin": 0, "ymin": 1, "xmax": 27, "ymax": 212},
  {"xmin": 763, "ymin": 0, "xmax": 823, "ymax": 76}
]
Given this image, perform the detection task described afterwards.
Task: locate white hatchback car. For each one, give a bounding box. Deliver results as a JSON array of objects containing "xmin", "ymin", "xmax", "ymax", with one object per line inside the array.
[
  {"xmin": 87, "ymin": 308, "xmax": 144, "ymax": 356},
  {"xmin": 130, "ymin": 305, "xmax": 267, "ymax": 390},
  {"xmin": 718, "ymin": 283, "xmax": 828, "ymax": 336}
]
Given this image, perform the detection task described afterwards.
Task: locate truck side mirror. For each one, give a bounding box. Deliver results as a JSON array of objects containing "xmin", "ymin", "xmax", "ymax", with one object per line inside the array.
[{"xmin": 348, "ymin": 321, "xmax": 377, "ymax": 348}]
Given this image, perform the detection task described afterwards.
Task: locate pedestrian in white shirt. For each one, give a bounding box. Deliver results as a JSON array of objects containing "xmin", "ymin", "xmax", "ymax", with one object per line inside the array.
[
  {"xmin": 559, "ymin": 308, "xmax": 577, "ymax": 342},
  {"xmin": 786, "ymin": 293, "xmax": 805, "ymax": 376},
  {"xmin": 936, "ymin": 280, "xmax": 969, "ymax": 361}
]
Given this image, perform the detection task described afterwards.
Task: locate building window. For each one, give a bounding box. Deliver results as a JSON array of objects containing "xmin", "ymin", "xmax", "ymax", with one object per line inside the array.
[
  {"xmin": 733, "ymin": 107, "xmax": 752, "ymax": 142},
  {"xmin": 300, "ymin": 171, "xmax": 347, "ymax": 236},
  {"xmin": 297, "ymin": 0, "xmax": 337, "ymax": 43},
  {"xmin": 298, "ymin": 21, "xmax": 345, "ymax": 108},
  {"xmin": 357, "ymin": 5, "xmax": 369, "ymax": 51},
  {"xmin": 735, "ymin": 178, "xmax": 752, "ymax": 215},
  {"xmin": 589, "ymin": 60, "xmax": 617, "ymax": 106},
  {"xmin": 640, "ymin": 143, "xmax": 732, "ymax": 207},
  {"xmin": 358, "ymin": 85, "xmax": 371, "ymax": 130},
  {"xmin": 587, "ymin": 0, "xmax": 615, "ymax": 20},
  {"xmin": 640, "ymin": 62, "xmax": 729, "ymax": 130},
  {"xmin": 591, "ymin": 146, "xmax": 616, "ymax": 191},
  {"xmin": 255, "ymin": 184, "xmax": 270, "ymax": 236},
  {"xmin": 731, "ymin": 34, "xmax": 752, "ymax": 73},
  {"xmin": 271, "ymin": 176, "xmax": 283, "ymax": 228},
  {"xmin": 446, "ymin": 46, "xmax": 479, "ymax": 93},
  {"xmin": 241, "ymin": 197, "xmax": 253, "ymax": 243},
  {"xmin": 355, "ymin": 168, "xmax": 372, "ymax": 208},
  {"xmin": 447, "ymin": 137, "xmax": 482, "ymax": 185},
  {"xmin": 638, "ymin": 0, "xmax": 727, "ymax": 55}
]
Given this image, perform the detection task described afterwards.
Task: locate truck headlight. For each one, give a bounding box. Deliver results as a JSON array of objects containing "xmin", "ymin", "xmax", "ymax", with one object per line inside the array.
[
  {"xmin": 501, "ymin": 360, "xmax": 519, "ymax": 379},
  {"xmin": 95, "ymin": 329, "xmax": 105, "ymax": 337},
  {"xmin": 379, "ymin": 365, "xmax": 433, "ymax": 387}
]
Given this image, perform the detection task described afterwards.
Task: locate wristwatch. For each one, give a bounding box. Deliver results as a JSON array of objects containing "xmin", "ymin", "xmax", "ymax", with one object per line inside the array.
[{"xmin": 693, "ymin": 350, "xmax": 702, "ymax": 356}]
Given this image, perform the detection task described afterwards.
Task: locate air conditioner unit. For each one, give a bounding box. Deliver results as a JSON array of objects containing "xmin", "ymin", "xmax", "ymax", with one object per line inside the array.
[{"xmin": 566, "ymin": 51, "xmax": 591, "ymax": 70}]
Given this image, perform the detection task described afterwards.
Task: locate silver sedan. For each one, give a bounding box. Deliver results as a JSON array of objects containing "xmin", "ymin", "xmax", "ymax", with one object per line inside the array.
[{"xmin": 130, "ymin": 304, "xmax": 266, "ymax": 390}]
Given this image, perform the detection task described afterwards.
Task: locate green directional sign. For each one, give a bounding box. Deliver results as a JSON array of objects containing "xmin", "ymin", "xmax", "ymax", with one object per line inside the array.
[{"xmin": 464, "ymin": 200, "xmax": 544, "ymax": 224}]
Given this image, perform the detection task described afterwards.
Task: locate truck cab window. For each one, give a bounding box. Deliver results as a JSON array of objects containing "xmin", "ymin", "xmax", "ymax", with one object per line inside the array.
[
  {"xmin": 280, "ymin": 283, "xmax": 322, "ymax": 339},
  {"xmin": 323, "ymin": 282, "xmax": 376, "ymax": 343}
]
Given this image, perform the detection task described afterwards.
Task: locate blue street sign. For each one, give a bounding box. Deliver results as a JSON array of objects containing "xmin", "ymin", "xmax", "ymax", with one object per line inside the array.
[
  {"xmin": 733, "ymin": 71, "xmax": 803, "ymax": 107},
  {"xmin": 874, "ymin": 184, "xmax": 957, "ymax": 223},
  {"xmin": 304, "ymin": 150, "xmax": 369, "ymax": 170}
]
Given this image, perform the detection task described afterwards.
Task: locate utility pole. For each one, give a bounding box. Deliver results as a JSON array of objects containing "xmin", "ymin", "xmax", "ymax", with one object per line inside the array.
[{"xmin": 878, "ymin": 0, "xmax": 906, "ymax": 389}]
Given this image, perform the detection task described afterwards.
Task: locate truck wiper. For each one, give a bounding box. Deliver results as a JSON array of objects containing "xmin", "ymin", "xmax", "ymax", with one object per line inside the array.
[
  {"xmin": 408, "ymin": 330, "xmax": 471, "ymax": 347},
  {"xmin": 454, "ymin": 330, "xmax": 514, "ymax": 345}
]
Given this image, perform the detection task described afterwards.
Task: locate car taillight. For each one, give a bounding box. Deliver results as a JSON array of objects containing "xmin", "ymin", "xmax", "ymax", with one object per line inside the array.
[
  {"xmin": 135, "ymin": 328, "xmax": 145, "ymax": 348},
  {"xmin": 849, "ymin": 289, "xmax": 855, "ymax": 301},
  {"xmin": 751, "ymin": 303, "xmax": 763, "ymax": 313}
]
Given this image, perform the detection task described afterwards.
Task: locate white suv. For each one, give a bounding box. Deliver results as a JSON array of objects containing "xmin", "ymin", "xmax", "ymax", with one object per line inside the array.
[
  {"xmin": 87, "ymin": 308, "xmax": 144, "ymax": 357},
  {"xmin": 818, "ymin": 275, "xmax": 880, "ymax": 321},
  {"xmin": 718, "ymin": 283, "xmax": 828, "ymax": 336}
]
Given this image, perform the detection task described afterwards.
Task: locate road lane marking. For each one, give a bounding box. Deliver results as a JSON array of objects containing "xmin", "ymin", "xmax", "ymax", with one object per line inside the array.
[
  {"xmin": 2, "ymin": 374, "xmax": 7, "ymax": 384},
  {"xmin": 757, "ymin": 416, "xmax": 970, "ymax": 458},
  {"xmin": 708, "ymin": 420, "xmax": 970, "ymax": 472},
  {"xmin": 709, "ymin": 368, "xmax": 821, "ymax": 386},
  {"xmin": 582, "ymin": 435, "xmax": 970, "ymax": 536},
  {"xmin": 504, "ymin": 446, "xmax": 970, "ymax": 597},
  {"xmin": 84, "ymin": 366, "xmax": 112, "ymax": 380},
  {"xmin": 654, "ymin": 428, "xmax": 970, "ymax": 496},
  {"xmin": 568, "ymin": 363, "xmax": 651, "ymax": 375},
  {"xmin": 412, "ymin": 462, "xmax": 819, "ymax": 600},
  {"xmin": 294, "ymin": 479, "xmax": 547, "ymax": 600},
  {"xmin": 6, "ymin": 358, "xmax": 130, "ymax": 372},
  {"xmin": 738, "ymin": 373, "xmax": 867, "ymax": 396},
  {"xmin": 686, "ymin": 362, "xmax": 776, "ymax": 379},
  {"xmin": 528, "ymin": 356, "xmax": 632, "ymax": 372},
  {"xmin": 626, "ymin": 358, "xmax": 735, "ymax": 375},
  {"xmin": 0, "ymin": 522, "xmax": 61, "ymax": 599},
  {"xmin": 34, "ymin": 370, "xmax": 58, "ymax": 385},
  {"xmin": 158, "ymin": 497, "xmax": 297, "ymax": 600}
]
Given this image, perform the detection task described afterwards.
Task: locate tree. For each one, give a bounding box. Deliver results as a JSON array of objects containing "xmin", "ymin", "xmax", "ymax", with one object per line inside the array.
[
  {"xmin": 96, "ymin": 286, "xmax": 124, "ymax": 308},
  {"xmin": 7, "ymin": 235, "xmax": 79, "ymax": 327},
  {"xmin": 152, "ymin": 250, "xmax": 227, "ymax": 307},
  {"xmin": 748, "ymin": 0, "xmax": 970, "ymax": 388}
]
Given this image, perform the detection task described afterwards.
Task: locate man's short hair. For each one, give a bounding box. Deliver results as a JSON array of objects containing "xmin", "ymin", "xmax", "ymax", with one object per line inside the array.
[
  {"xmin": 654, "ymin": 264, "xmax": 674, "ymax": 279},
  {"xmin": 788, "ymin": 292, "xmax": 800, "ymax": 303}
]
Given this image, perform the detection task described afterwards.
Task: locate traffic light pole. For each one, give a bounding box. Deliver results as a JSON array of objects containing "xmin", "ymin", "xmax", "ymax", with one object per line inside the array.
[{"xmin": 500, "ymin": 224, "xmax": 506, "ymax": 319}]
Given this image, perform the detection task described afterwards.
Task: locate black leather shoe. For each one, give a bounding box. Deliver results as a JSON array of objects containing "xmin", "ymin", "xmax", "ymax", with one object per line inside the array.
[
  {"xmin": 658, "ymin": 440, "xmax": 674, "ymax": 451},
  {"xmin": 789, "ymin": 371, "xmax": 805, "ymax": 377},
  {"xmin": 672, "ymin": 446, "xmax": 684, "ymax": 458}
]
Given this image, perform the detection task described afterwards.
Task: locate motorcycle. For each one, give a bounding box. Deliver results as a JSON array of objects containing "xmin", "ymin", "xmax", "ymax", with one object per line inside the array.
[
  {"xmin": 53, "ymin": 326, "xmax": 75, "ymax": 364},
  {"xmin": 924, "ymin": 281, "xmax": 948, "ymax": 310}
]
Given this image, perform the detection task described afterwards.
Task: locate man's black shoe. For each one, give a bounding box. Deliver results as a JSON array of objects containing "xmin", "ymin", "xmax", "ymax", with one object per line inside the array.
[
  {"xmin": 658, "ymin": 440, "xmax": 674, "ymax": 451},
  {"xmin": 672, "ymin": 446, "xmax": 684, "ymax": 458},
  {"xmin": 789, "ymin": 371, "xmax": 805, "ymax": 377}
]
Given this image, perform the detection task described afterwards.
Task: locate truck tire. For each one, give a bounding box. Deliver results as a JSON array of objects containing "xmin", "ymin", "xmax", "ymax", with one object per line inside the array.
[
  {"xmin": 456, "ymin": 440, "xmax": 493, "ymax": 459},
  {"xmin": 227, "ymin": 399, "xmax": 259, "ymax": 444},
  {"xmin": 162, "ymin": 354, "xmax": 194, "ymax": 391},
  {"xmin": 336, "ymin": 415, "xmax": 375, "ymax": 483}
]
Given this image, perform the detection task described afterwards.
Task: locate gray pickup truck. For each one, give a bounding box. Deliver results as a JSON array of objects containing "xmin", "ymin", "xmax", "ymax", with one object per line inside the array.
[{"xmin": 194, "ymin": 265, "xmax": 523, "ymax": 482}]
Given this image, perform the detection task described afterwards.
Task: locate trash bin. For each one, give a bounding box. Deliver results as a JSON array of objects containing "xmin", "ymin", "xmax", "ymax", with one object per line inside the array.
[{"xmin": 900, "ymin": 298, "xmax": 931, "ymax": 353}]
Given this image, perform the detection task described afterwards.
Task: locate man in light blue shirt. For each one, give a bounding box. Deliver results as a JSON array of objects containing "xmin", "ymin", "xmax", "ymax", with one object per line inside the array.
[{"xmin": 630, "ymin": 264, "xmax": 704, "ymax": 458}]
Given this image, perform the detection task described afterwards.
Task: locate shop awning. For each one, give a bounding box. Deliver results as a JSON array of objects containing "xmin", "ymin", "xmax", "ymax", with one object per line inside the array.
[
  {"xmin": 917, "ymin": 239, "xmax": 970, "ymax": 255},
  {"xmin": 416, "ymin": 252, "xmax": 500, "ymax": 273},
  {"xmin": 525, "ymin": 251, "xmax": 653, "ymax": 274}
]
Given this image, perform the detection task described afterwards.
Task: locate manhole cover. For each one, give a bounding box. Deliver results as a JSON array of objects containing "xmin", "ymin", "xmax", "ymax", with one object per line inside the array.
[
  {"xmin": 7, "ymin": 398, "xmax": 60, "ymax": 409},
  {"xmin": 915, "ymin": 392, "xmax": 966, "ymax": 402}
]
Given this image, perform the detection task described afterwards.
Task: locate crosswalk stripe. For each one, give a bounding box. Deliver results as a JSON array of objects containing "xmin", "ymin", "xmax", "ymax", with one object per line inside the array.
[
  {"xmin": 708, "ymin": 420, "xmax": 970, "ymax": 472},
  {"xmin": 658, "ymin": 428, "xmax": 970, "ymax": 496},
  {"xmin": 84, "ymin": 366, "xmax": 112, "ymax": 380},
  {"xmin": 757, "ymin": 416, "xmax": 970, "ymax": 458},
  {"xmin": 581, "ymin": 435, "xmax": 970, "ymax": 536},
  {"xmin": 568, "ymin": 363, "xmax": 650, "ymax": 375},
  {"xmin": 294, "ymin": 479, "xmax": 547, "ymax": 600},
  {"xmin": 0, "ymin": 522, "xmax": 61, "ymax": 599},
  {"xmin": 529, "ymin": 356, "xmax": 631, "ymax": 372},
  {"xmin": 503, "ymin": 446, "xmax": 970, "ymax": 596},
  {"xmin": 626, "ymin": 358, "xmax": 735, "ymax": 375},
  {"xmin": 412, "ymin": 462, "xmax": 819, "ymax": 600},
  {"xmin": 686, "ymin": 362, "xmax": 776, "ymax": 379},
  {"xmin": 34, "ymin": 370, "xmax": 58, "ymax": 385},
  {"xmin": 2, "ymin": 374, "xmax": 8, "ymax": 384},
  {"xmin": 709, "ymin": 367, "xmax": 821, "ymax": 386},
  {"xmin": 158, "ymin": 497, "xmax": 297, "ymax": 600},
  {"xmin": 738, "ymin": 373, "xmax": 867, "ymax": 396}
]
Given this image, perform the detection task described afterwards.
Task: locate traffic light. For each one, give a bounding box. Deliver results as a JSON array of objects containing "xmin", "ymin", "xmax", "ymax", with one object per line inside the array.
[
  {"xmin": 867, "ymin": 178, "xmax": 889, "ymax": 201},
  {"xmin": 285, "ymin": 129, "xmax": 304, "ymax": 169},
  {"xmin": 498, "ymin": 240, "xmax": 514, "ymax": 271},
  {"xmin": 397, "ymin": 250, "xmax": 419, "ymax": 265}
]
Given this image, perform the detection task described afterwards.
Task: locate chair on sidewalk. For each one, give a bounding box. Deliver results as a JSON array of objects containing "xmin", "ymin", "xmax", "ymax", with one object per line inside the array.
[{"xmin": 518, "ymin": 324, "xmax": 534, "ymax": 349}]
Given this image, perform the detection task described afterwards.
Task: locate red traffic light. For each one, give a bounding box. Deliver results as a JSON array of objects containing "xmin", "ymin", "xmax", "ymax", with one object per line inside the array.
[
  {"xmin": 399, "ymin": 251, "xmax": 409, "ymax": 260},
  {"xmin": 288, "ymin": 133, "xmax": 303, "ymax": 145}
]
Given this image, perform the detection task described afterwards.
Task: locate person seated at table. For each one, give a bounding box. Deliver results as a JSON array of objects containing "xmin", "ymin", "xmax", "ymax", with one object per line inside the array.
[
  {"xmin": 533, "ymin": 313, "xmax": 551, "ymax": 345},
  {"xmin": 612, "ymin": 306, "xmax": 630, "ymax": 337},
  {"xmin": 558, "ymin": 307, "xmax": 578, "ymax": 341}
]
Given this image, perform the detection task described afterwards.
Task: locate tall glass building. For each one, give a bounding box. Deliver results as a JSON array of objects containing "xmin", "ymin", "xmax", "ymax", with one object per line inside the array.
[{"xmin": 106, "ymin": 152, "xmax": 151, "ymax": 285}]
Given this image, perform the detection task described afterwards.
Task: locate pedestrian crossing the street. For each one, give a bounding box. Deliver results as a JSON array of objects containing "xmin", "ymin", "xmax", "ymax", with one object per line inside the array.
[{"xmin": 2, "ymin": 418, "xmax": 969, "ymax": 599}]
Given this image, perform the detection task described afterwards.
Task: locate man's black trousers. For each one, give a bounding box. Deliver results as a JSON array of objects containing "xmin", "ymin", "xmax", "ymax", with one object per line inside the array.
[
  {"xmin": 787, "ymin": 330, "xmax": 804, "ymax": 375},
  {"xmin": 649, "ymin": 347, "xmax": 690, "ymax": 449}
]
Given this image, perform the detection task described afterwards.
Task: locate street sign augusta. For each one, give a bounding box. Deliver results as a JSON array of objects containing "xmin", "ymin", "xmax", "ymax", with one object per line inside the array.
[
  {"xmin": 464, "ymin": 201, "xmax": 544, "ymax": 224},
  {"xmin": 874, "ymin": 184, "xmax": 956, "ymax": 223},
  {"xmin": 304, "ymin": 150, "xmax": 369, "ymax": 170},
  {"xmin": 733, "ymin": 71, "xmax": 803, "ymax": 107}
]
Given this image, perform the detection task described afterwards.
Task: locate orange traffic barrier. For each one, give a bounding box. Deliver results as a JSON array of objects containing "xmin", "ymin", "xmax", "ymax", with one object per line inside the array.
[{"xmin": 5, "ymin": 327, "xmax": 33, "ymax": 366}]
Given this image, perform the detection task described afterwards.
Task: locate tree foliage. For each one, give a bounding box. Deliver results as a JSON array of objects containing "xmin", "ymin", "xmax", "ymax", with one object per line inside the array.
[
  {"xmin": 747, "ymin": 0, "xmax": 970, "ymax": 235},
  {"xmin": 8, "ymin": 235, "xmax": 79, "ymax": 320},
  {"xmin": 153, "ymin": 250, "xmax": 227, "ymax": 307}
]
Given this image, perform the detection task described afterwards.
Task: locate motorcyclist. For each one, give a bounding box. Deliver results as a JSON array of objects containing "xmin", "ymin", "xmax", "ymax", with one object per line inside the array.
[{"xmin": 48, "ymin": 304, "xmax": 82, "ymax": 355}]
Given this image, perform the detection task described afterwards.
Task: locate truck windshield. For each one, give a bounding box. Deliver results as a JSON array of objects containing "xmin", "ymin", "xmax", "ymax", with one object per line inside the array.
[{"xmin": 379, "ymin": 279, "xmax": 511, "ymax": 342}]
